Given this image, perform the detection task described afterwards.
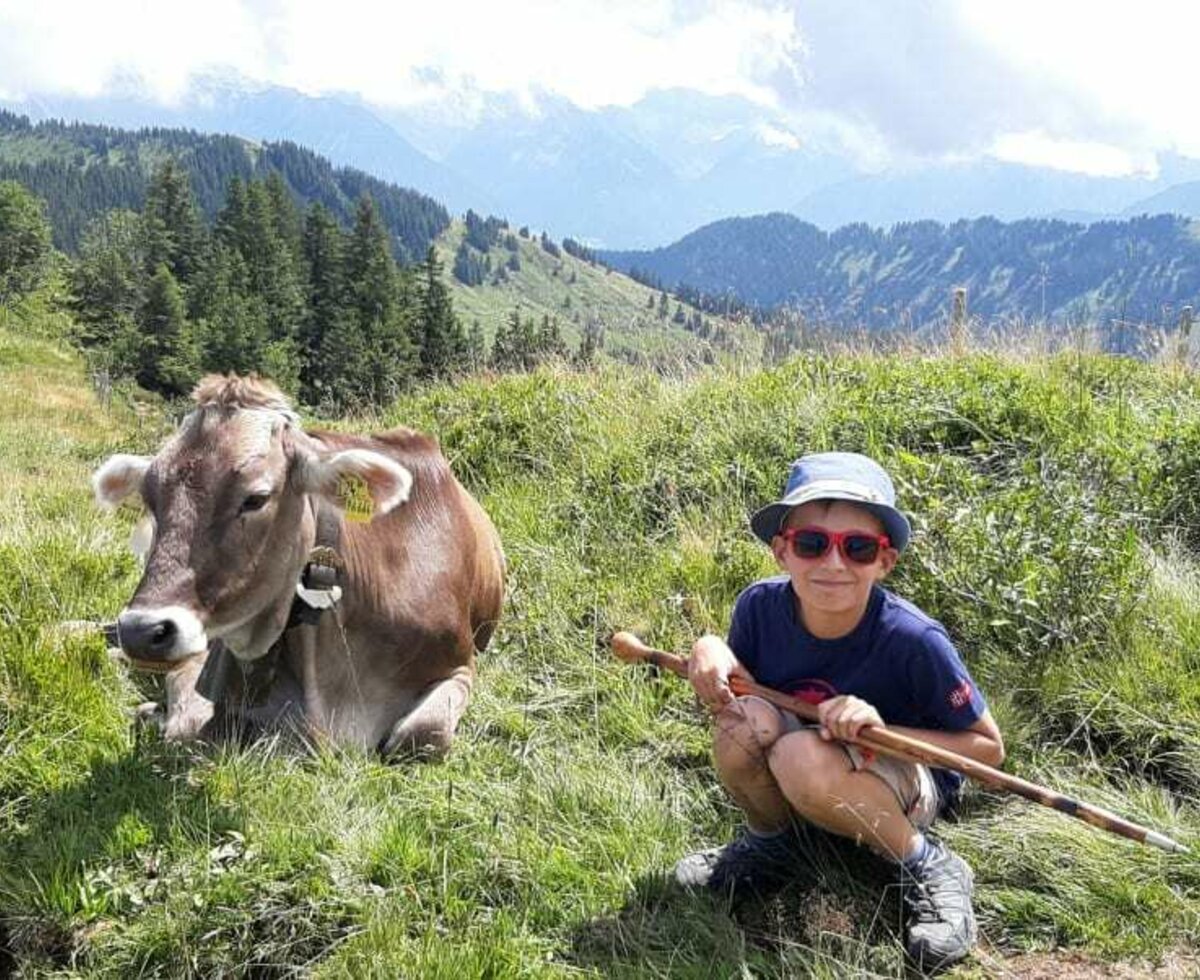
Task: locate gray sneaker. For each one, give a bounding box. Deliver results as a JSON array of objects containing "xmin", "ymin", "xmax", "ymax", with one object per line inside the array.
[
  {"xmin": 902, "ymin": 839, "xmax": 978, "ymax": 971},
  {"xmin": 674, "ymin": 828, "xmax": 800, "ymax": 898}
]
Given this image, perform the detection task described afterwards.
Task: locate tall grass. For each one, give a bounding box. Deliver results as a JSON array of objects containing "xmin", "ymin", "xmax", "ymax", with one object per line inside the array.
[{"xmin": 0, "ymin": 308, "xmax": 1197, "ymax": 977}]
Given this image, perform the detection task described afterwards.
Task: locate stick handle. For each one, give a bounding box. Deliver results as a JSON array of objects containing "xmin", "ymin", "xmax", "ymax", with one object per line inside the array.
[
  {"xmin": 610, "ymin": 632, "xmax": 1189, "ymax": 854},
  {"xmin": 611, "ymin": 631, "xmax": 691, "ymax": 677}
]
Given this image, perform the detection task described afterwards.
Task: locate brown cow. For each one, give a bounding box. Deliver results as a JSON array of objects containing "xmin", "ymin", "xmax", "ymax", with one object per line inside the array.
[{"xmin": 92, "ymin": 375, "xmax": 504, "ymax": 757}]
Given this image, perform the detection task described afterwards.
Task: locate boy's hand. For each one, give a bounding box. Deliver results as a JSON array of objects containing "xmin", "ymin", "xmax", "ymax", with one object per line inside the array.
[
  {"xmin": 818, "ymin": 695, "xmax": 884, "ymax": 742},
  {"xmin": 688, "ymin": 635, "xmax": 751, "ymax": 710}
]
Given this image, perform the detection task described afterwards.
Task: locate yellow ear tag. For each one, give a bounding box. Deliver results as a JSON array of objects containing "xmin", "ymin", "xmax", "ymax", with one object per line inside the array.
[{"xmin": 336, "ymin": 474, "xmax": 375, "ymax": 523}]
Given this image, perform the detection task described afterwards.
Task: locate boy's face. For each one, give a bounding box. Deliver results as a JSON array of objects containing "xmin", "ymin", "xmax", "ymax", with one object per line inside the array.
[{"xmin": 771, "ymin": 500, "xmax": 898, "ymax": 625}]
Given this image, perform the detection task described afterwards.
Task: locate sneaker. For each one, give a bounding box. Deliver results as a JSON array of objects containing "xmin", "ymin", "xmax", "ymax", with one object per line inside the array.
[
  {"xmin": 901, "ymin": 839, "xmax": 978, "ymax": 971},
  {"xmin": 674, "ymin": 828, "xmax": 800, "ymax": 898}
]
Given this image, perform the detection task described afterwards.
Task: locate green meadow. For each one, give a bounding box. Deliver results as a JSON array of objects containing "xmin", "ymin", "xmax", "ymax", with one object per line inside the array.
[{"xmin": 0, "ymin": 298, "xmax": 1197, "ymax": 978}]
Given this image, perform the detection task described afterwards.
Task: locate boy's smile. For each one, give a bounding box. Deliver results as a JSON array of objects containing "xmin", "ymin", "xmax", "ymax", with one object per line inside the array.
[{"xmin": 771, "ymin": 500, "xmax": 898, "ymax": 639}]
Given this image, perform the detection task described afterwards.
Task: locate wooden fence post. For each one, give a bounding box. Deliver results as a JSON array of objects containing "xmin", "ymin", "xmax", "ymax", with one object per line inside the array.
[
  {"xmin": 1178, "ymin": 305, "xmax": 1194, "ymax": 366},
  {"xmin": 951, "ymin": 287, "xmax": 968, "ymax": 355}
]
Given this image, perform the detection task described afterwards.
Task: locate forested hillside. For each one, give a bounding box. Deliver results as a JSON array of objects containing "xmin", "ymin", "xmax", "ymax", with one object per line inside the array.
[
  {"xmin": 0, "ymin": 110, "xmax": 450, "ymax": 261},
  {"xmin": 0, "ymin": 118, "xmax": 744, "ymax": 416},
  {"xmin": 0, "ymin": 163, "xmax": 471, "ymax": 412},
  {"xmin": 436, "ymin": 212, "xmax": 737, "ymax": 365},
  {"xmin": 603, "ymin": 211, "xmax": 1200, "ymax": 329}
]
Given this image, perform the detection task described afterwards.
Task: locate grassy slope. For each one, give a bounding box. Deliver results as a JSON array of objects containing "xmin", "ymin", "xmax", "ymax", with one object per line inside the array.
[
  {"xmin": 0, "ymin": 127, "xmax": 174, "ymax": 174},
  {"xmin": 0, "ymin": 303, "xmax": 1197, "ymax": 977},
  {"xmin": 0, "ymin": 129, "xmax": 85, "ymax": 167},
  {"xmin": 434, "ymin": 219, "xmax": 751, "ymax": 363}
]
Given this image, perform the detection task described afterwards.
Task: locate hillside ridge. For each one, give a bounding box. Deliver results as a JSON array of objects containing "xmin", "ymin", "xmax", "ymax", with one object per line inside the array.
[{"xmin": 602, "ymin": 210, "xmax": 1200, "ymax": 328}]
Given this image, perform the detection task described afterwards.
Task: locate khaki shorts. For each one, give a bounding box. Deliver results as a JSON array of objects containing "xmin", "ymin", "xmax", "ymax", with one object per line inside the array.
[{"xmin": 778, "ymin": 711, "xmax": 941, "ymax": 830}]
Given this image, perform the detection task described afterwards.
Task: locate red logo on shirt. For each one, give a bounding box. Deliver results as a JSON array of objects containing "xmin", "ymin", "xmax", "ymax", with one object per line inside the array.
[
  {"xmin": 947, "ymin": 679, "xmax": 973, "ymax": 710},
  {"xmin": 790, "ymin": 679, "xmax": 838, "ymax": 705}
]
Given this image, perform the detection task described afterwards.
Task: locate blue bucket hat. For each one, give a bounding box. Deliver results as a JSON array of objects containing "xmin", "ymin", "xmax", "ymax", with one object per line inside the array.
[{"xmin": 750, "ymin": 451, "xmax": 911, "ymax": 552}]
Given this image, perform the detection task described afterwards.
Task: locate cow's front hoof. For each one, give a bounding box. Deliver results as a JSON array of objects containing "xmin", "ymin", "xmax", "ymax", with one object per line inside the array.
[
  {"xmin": 381, "ymin": 727, "xmax": 454, "ymax": 762},
  {"xmin": 135, "ymin": 699, "xmax": 212, "ymax": 741},
  {"xmin": 162, "ymin": 704, "xmax": 214, "ymax": 741},
  {"xmin": 136, "ymin": 700, "xmax": 164, "ymax": 726}
]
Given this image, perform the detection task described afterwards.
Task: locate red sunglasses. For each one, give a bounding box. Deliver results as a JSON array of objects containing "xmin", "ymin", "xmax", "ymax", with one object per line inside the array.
[{"xmin": 781, "ymin": 526, "xmax": 891, "ymax": 564}]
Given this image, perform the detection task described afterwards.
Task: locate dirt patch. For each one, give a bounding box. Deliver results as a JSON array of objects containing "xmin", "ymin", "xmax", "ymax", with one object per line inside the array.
[{"xmin": 974, "ymin": 947, "xmax": 1199, "ymax": 979}]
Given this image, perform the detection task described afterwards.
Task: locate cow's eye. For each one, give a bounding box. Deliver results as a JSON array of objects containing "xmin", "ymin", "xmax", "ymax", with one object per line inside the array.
[{"xmin": 239, "ymin": 493, "xmax": 271, "ymax": 514}]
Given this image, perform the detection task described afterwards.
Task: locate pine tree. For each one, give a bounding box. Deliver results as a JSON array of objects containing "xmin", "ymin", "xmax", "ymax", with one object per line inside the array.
[
  {"xmin": 70, "ymin": 209, "xmax": 144, "ymax": 347},
  {"xmin": 415, "ymin": 244, "xmax": 465, "ymax": 377},
  {"xmin": 453, "ymin": 240, "xmax": 485, "ymax": 285},
  {"xmin": 0, "ymin": 180, "xmax": 52, "ymax": 305},
  {"xmin": 468, "ymin": 318, "xmax": 486, "ymax": 371},
  {"xmin": 264, "ymin": 172, "xmax": 302, "ymax": 251},
  {"xmin": 190, "ymin": 244, "xmax": 270, "ymax": 377},
  {"xmin": 537, "ymin": 314, "xmax": 567, "ymax": 360},
  {"xmin": 142, "ymin": 158, "xmax": 204, "ymax": 284},
  {"xmin": 245, "ymin": 180, "xmax": 304, "ymax": 343},
  {"xmin": 345, "ymin": 195, "xmax": 415, "ymax": 405},
  {"xmin": 298, "ymin": 203, "xmax": 346, "ymax": 404},
  {"xmin": 313, "ymin": 307, "xmax": 372, "ymax": 412},
  {"xmin": 515, "ymin": 312, "xmax": 539, "ymax": 370},
  {"xmin": 576, "ymin": 317, "xmax": 605, "ymax": 366},
  {"xmin": 137, "ymin": 263, "xmax": 197, "ymax": 395},
  {"xmin": 215, "ymin": 176, "xmax": 250, "ymax": 255},
  {"xmin": 491, "ymin": 308, "xmax": 522, "ymax": 371}
]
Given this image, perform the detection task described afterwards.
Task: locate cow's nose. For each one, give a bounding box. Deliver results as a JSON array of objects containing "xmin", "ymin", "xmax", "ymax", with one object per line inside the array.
[{"xmin": 117, "ymin": 610, "xmax": 179, "ymax": 660}]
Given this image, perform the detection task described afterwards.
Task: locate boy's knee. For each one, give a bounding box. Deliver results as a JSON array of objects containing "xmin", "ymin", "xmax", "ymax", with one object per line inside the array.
[
  {"xmin": 690, "ymin": 634, "xmax": 726, "ymax": 660},
  {"xmin": 713, "ymin": 696, "xmax": 787, "ymax": 770},
  {"xmin": 767, "ymin": 730, "xmax": 843, "ymax": 805}
]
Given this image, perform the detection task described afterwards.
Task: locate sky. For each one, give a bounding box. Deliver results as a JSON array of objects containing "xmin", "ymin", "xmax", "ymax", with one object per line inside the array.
[{"xmin": 0, "ymin": 0, "xmax": 1195, "ymax": 178}]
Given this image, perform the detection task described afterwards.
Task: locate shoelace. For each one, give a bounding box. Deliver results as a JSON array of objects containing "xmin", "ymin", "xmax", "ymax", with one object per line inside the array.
[
  {"xmin": 904, "ymin": 860, "xmax": 967, "ymax": 924},
  {"xmin": 904, "ymin": 881, "xmax": 944, "ymax": 924}
]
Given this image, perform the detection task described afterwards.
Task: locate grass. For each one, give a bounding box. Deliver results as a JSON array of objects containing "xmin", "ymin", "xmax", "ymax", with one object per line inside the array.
[
  {"xmin": 433, "ymin": 219, "xmax": 752, "ymax": 365},
  {"xmin": 0, "ymin": 299, "xmax": 1198, "ymax": 977}
]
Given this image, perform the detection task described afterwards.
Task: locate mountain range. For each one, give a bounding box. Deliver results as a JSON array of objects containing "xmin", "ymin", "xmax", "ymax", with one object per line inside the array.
[
  {"xmin": 12, "ymin": 74, "xmax": 1200, "ymax": 249},
  {"xmin": 601, "ymin": 212, "xmax": 1200, "ymax": 328},
  {"xmin": 8, "ymin": 79, "xmax": 1200, "ymax": 334}
]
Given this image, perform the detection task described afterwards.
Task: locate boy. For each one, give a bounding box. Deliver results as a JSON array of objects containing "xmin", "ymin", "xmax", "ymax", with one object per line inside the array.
[{"xmin": 676, "ymin": 451, "xmax": 1004, "ymax": 970}]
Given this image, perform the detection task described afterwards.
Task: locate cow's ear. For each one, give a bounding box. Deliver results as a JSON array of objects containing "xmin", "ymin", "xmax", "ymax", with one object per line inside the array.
[
  {"xmin": 93, "ymin": 454, "xmax": 151, "ymax": 509},
  {"xmin": 299, "ymin": 449, "xmax": 414, "ymax": 518}
]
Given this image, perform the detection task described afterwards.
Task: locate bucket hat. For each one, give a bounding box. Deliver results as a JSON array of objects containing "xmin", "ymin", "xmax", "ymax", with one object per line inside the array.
[{"xmin": 750, "ymin": 451, "xmax": 911, "ymax": 552}]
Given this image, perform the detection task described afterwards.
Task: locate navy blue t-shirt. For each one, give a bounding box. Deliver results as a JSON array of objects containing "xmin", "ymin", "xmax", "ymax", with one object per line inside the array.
[{"xmin": 727, "ymin": 576, "xmax": 987, "ymax": 801}]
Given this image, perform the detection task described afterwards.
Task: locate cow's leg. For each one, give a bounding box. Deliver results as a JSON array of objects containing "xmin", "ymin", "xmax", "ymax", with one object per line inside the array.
[
  {"xmin": 163, "ymin": 651, "xmax": 218, "ymax": 739},
  {"xmin": 136, "ymin": 651, "xmax": 216, "ymax": 740},
  {"xmin": 380, "ymin": 667, "xmax": 474, "ymax": 760}
]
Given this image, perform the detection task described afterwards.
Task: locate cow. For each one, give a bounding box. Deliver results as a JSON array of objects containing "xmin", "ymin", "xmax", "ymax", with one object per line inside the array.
[{"xmin": 91, "ymin": 374, "xmax": 505, "ymax": 758}]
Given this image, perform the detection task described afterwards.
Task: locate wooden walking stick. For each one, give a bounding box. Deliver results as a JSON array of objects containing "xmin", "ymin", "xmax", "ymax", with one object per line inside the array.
[{"xmin": 612, "ymin": 631, "xmax": 1189, "ymax": 855}]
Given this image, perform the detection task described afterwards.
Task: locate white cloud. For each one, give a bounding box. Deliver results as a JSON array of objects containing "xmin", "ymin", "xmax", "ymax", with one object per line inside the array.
[
  {"xmin": 756, "ymin": 123, "xmax": 802, "ymax": 150},
  {"xmin": 956, "ymin": 1, "xmax": 1200, "ymax": 160},
  {"xmin": 0, "ymin": 0, "xmax": 265, "ymax": 102},
  {"xmin": 3, "ymin": 0, "xmax": 1200, "ymax": 178},
  {"xmin": 989, "ymin": 131, "xmax": 1158, "ymax": 179},
  {"xmin": 0, "ymin": 0, "xmax": 800, "ymax": 110}
]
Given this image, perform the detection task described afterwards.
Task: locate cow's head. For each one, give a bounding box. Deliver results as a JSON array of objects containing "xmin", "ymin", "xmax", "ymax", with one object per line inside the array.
[{"xmin": 93, "ymin": 375, "xmax": 412, "ymax": 667}]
